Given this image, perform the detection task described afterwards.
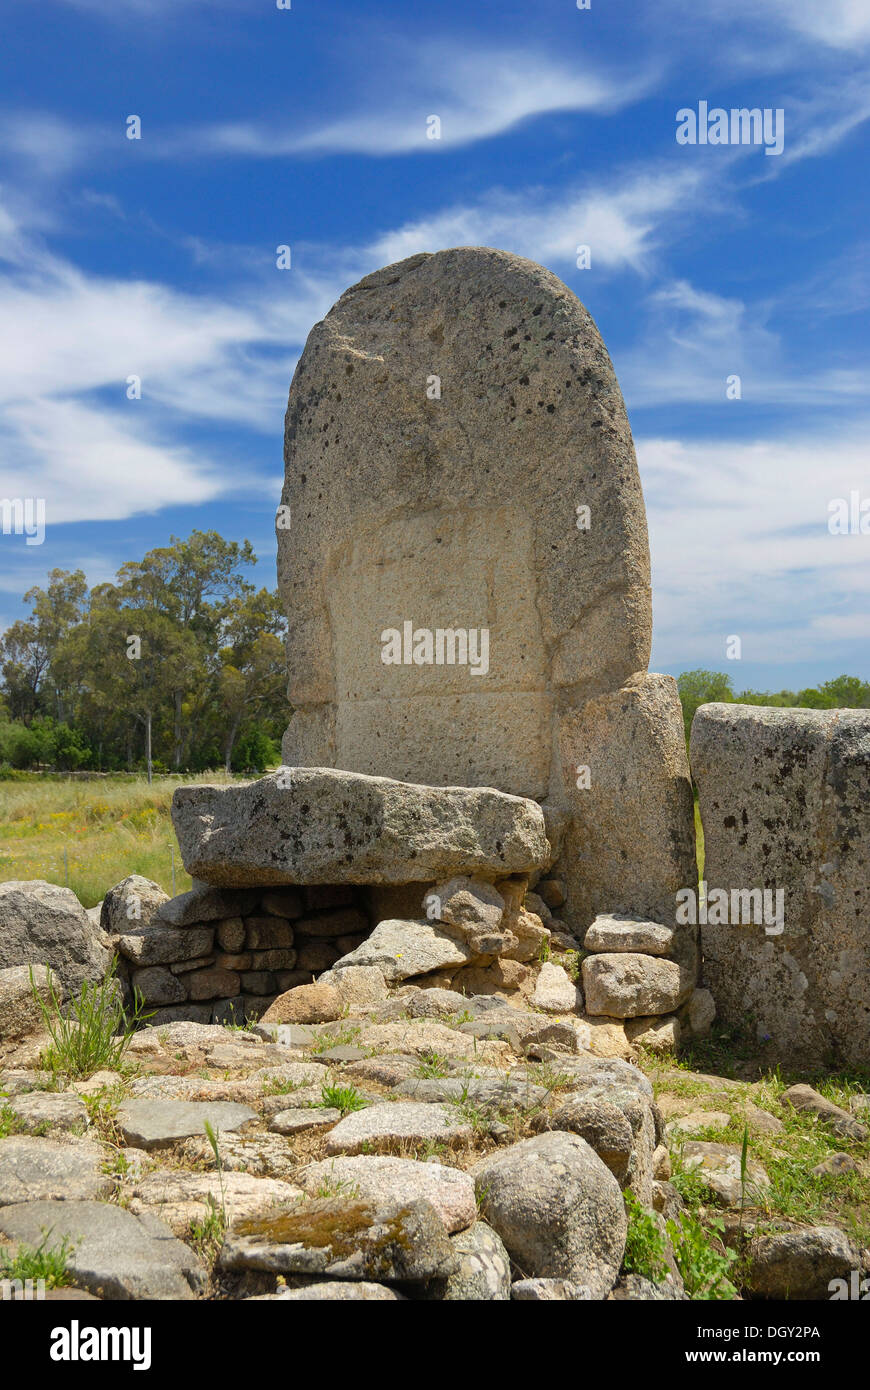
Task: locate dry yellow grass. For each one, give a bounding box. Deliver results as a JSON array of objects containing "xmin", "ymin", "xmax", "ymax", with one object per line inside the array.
[{"xmin": 0, "ymin": 773, "xmax": 241, "ymax": 908}]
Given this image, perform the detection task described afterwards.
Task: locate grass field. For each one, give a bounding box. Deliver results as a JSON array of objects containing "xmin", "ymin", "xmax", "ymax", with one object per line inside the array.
[{"xmin": 0, "ymin": 773, "xmax": 243, "ymax": 908}]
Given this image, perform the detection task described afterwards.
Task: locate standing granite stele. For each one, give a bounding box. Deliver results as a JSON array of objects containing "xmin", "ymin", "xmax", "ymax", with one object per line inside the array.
[
  {"xmin": 276, "ymin": 245, "xmax": 697, "ymax": 944},
  {"xmin": 691, "ymin": 702, "xmax": 870, "ymax": 1067}
]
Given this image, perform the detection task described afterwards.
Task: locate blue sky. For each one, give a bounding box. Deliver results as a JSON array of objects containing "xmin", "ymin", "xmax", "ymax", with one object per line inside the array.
[{"xmin": 1, "ymin": 0, "xmax": 868, "ymax": 692}]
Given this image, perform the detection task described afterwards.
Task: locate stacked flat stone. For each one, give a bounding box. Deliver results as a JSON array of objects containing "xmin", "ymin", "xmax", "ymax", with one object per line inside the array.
[
  {"xmin": 117, "ymin": 883, "xmax": 368, "ymax": 1026},
  {"xmin": 581, "ymin": 914, "xmax": 715, "ymax": 1051}
]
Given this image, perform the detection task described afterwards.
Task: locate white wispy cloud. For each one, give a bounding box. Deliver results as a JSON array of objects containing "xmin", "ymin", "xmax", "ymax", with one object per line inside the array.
[
  {"xmin": 617, "ymin": 279, "xmax": 870, "ymax": 408},
  {"xmin": 740, "ymin": 0, "xmax": 870, "ymax": 49},
  {"xmin": 0, "ymin": 189, "xmax": 352, "ymax": 525},
  {"xmin": 161, "ymin": 46, "xmax": 656, "ymax": 159},
  {"xmin": 640, "ymin": 429, "xmax": 870, "ymax": 668},
  {"xmin": 367, "ymin": 165, "xmax": 708, "ymax": 273},
  {"xmin": 0, "ymin": 398, "xmax": 223, "ymax": 525}
]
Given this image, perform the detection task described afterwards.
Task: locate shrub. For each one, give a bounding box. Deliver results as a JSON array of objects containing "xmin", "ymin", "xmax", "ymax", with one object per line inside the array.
[
  {"xmin": 31, "ymin": 960, "xmax": 152, "ymax": 1082},
  {"xmin": 622, "ymin": 1191, "xmax": 670, "ymax": 1282},
  {"xmin": 666, "ymin": 1210, "xmax": 738, "ymax": 1300}
]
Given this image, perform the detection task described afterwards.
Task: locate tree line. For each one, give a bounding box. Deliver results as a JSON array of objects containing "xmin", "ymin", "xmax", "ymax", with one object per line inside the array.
[
  {"xmin": 676, "ymin": 670, "xmax": 870, "ymax": 743},
  {"xmin": 0, "ymin": 531, "xmax": 287, "ymax": 779}
]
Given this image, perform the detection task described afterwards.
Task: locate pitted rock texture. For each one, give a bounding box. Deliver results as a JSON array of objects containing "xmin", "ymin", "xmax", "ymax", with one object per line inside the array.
[
  {"xmin": 278, "ymin": 246, "xmax": 652, "ymax": 798},
  {"xmin": 172, "ymin": 766, "xmax": 550, "ymax": 887},
  {"xmin": 0, "ymin": 880, "xmax": 106, "ymax": 996},
  {"xmin": 691, "ymin": 702, "xmax": 870, "ymax": 1066}
]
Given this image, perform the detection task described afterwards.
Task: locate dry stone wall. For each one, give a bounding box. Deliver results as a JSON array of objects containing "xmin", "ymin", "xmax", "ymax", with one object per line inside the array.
[{"xmin": 114, "ymin": 883, "xmax": 370, "ymax": 1026}]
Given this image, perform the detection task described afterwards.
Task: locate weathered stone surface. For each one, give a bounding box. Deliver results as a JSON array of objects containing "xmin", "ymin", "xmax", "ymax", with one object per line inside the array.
[
  {"xmin": 253, "ymin": 1280, "xmax": 403, "ymax": 1300},
  {"xmin": 691, "ymin": 702, "xmax": 870, "ymax": 1067},
  {"xmin": 101, "ymin": 875, "xmax": 169, "ymax": 935},
  {"xmin": 779, "ymin": 1084, "xmax": 868, "ymax": 1141},
  {"xmin": 584, "ymin": 914, "xmax": 675, "ymax": 956},
  {"xmin": 278, "ymin": 247, "xmax": 651, "ymax": 801},
  {"xmin": 0, "ymin": 964, "xmax": 58, "ymax": 1044},
  {"xmin": 582, "ymin": 953, "xmax": 694, "ymax": 1019},
  {"xmin": 512, "ymin": 1278, "xmax": 594, "ymax": 1300},
  {"xmin": 260, "ymin": 888, "xmax": 305, "ymax": 919},
  {"xmin": 544, "ymin": 1098, "xmax": 635, "ymax": 1185},
  {"xmin": 299, "ymin": 1156, "xmax": 476, "ymax": 1234},
  {"xmin": 128, "ymin": 1170, "xmax": 303, "ymax": 1235},
  {"xmin": 453, "ymin": 959, "xmax": 534, "ymax": 998},
  {"xmin": 625, "ymin": 1014, "xmax": 681, "ymax": 1053},
  {"xmin": 395, "ymin": 1076, "xmax": 547, "ymax": 1113},
  {"xmin": 325, "ymin": 1102, "xmax": 472, "ymax": 1155},
  {"xmin": 0, "ymin": 1137, "xmax": 113, "ymax": 1204},
  {"xmin": 472, "ymin": 1131, "xmax": 626, "ymax": 1296},
  {"xmin": 426, "ymin": 877, "xmax": 507, "ymax": 953},
  {"xmin": 261, "ymin": 982, "xmax": 343, "ymax": 1025},
  {"xmin": 269, "ymin": 1108, "xmax": 341, "ymax": 1135},
  {"xmin": 745, "ymin": 1225, "xmax": 859, "ymax": 1300},
  {"xmin": 538, "ymin": 879, "xmax": 567, "ymax": 910},
  {"xmin": 531, "ymin": 961, "xmax": 580, "ymax": 1013},
  {"xmin": 678, "ymin": 1141, "xmax": 770, "ymax": 1207},
  {"xmin": 244, "ymin": 917, "xmax": 295, "ymax": 950},
  {"xmin": 440, "ymin": 1221, "xmax": 511, "ymax": 1300},
  {"xmin": 0, "ymin": 1199, "xmax": 206, "ymax": 1299},
  {"xmin": 459, "ymin": 1010, "xmax": 584, "ymax": 1055},
  {"xmin": 559, "ymin": 673, "xmax": 698, "ymax": 939},
  {"xmin": 216, "ymin": 917, "xmax": 246, "ymax": 952},
  {"xmin": 120, "ymin": 924, "xmax": 214, "ymax": 967},
  {"xmin": 130, "ymin": 966, "xmax": 187, "ymax": 1006},
  {"xmin": 187, "ymin": 967, "xmax": 241, "ymax": 1002},
  {"xmin": 4, "ymin": 1092, "xmax": 89, "ymax": 1134},
  {"xmin": 294, "ymin": 940, "xmax": 341, "ymax": 973},
  {"xmin": 172, "ymin": 767, "xmax": 550, "ymax": 888},
  {"xmin": 317, "ymin": 965, "xmax": 387, "ymax": 1012},
  {"xmin": 500, "ymin": 907, "xmax": 550, "ymax": 963},
  {"xmin": 665, "ymin": 1111, "xmax": 732, "ymax": 1139},
  {"xmin": 543, "ymin": 1061, "xmax": 657, "ymax": 1202},
  {"xmin": 220, "ymin": 1196, "xmax": 458, "ymax": 1282},
  {"xmin": 155, "ymin": 884, "xmax": 256, "ymax": 926},
  {"xmin": 115, "ymin": 1099, "xmax": 257, "ymax": 1150},
  {"xmin": 294, "ymin": 908, "xmax": 368, "ymax": 939},
  {"xmin": 680, "ymin": 986, "xmax": 717, "ymax": 1039},
  {"xmin": 0, "ymin": 881, "xmax": 106, "ymax": 996},
  {"xmin": 333, "ymin": 918, "xmax": 474, "ymax": 982}
]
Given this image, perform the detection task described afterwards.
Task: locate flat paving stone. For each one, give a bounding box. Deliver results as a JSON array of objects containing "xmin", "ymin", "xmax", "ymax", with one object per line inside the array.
[
  {"xmin": 299, "ymin": 1155, "xmax": 476, "ymax": 1233},
  {"xmin": 0, "ymin": 1137, "xmax": 112, "ymax": 1205},
  {"xmin": 325, "ymin": 1102, "xmax": 472, "ymax": 1155},
  {"xmin": 4, "ymin": 1092, "xmax": 89, "ymax": 1134},
  {"xmin": 393, "ymin": 1077, "xmax": 547, "ymax": 1111},
  {"xmin": 268, "ymin": 1108, "xmax": 342, "ymax": 1135},
  {"xmin": 127, "ymin": 1170, "xmax": 304, "ymax": 1236},
  {"xmin": 219, "ymin": 1195, "xmax": 458, "ymax": 1282},
  {"xmin": 115, "ymin": 1099, "xmax": 258, "ymax": 1150},
  {"xmin": 0, "ymin": 1199, "xmax": 206, "ymax": 1299}
]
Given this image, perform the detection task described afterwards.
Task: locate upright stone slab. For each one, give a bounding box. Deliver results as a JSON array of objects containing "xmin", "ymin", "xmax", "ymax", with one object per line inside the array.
[
  {"xmin": 691, "ymin": 703, "xmax": 870, "ymax": 1067},
  {"xmin": 278, "ymin": 247, "xmax": 651, "ymax": 797},
  {"xmin": 277, "ymin": 247, "xmax": 696, "ymax": 938}
]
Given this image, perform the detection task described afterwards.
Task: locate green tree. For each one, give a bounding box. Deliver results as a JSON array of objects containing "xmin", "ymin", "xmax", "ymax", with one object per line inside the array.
[
  {"xmin": 676, "ymin": 670, "xmax": 734, "ymax": 741},
  {"xmin": 118, "ymin": 531, "xmax": 256, "ymax": 769},
  {"xmin": 0, "ymin": 569, "xmax": 87, "ymax": 724},
  {"xmin": 217, "ymin": 588, "xmax": 286, "ymax": 773}
]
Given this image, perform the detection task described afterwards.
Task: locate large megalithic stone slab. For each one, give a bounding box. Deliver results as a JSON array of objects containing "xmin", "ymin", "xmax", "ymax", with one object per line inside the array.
[
  {"xmin": 277, "ymin": 247, "xmax": 652, "ymax": 800},
  {"xmin": 691, "ymin": 703, "xmax": 870, "ymax": 1067},
  {"xmin": 171, "ymin": 766, "xmax": 551, "ymax": 887},
  {"xmin": 276, "ymin": 247, "xmax": 696, "ymax": 939}
]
